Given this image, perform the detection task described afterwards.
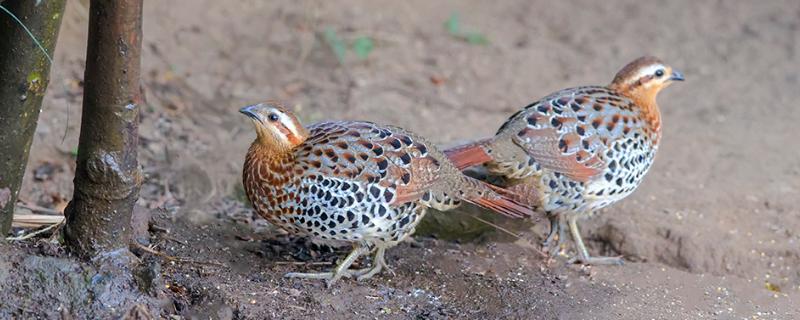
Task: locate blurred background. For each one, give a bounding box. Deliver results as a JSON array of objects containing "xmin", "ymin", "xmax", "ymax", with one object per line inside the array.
[{"xmin": 17, "ymin": 0, "xmax": 800, "ymax": 317}]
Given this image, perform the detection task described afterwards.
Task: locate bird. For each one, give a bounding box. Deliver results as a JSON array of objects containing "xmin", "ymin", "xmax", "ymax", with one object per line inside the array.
[
  {"xmin": 240, "ymin": 101, "xmax": 534, "ymax": 285},
  {"xmin": 444, "ymin": 56, "xmax": 684, "ymax": 265}
]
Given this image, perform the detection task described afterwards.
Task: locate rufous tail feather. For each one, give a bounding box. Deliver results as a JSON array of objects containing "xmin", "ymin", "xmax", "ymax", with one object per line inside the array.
[
  {"xmin": 460, "ymin": 178, "xmax": 537, "ymax": 219},
  {"xmin": 444, "ymin": 139, "xmax": 493, "ymax": 170}
]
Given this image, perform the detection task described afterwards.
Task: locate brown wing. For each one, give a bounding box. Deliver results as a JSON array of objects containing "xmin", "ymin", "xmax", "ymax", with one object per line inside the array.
[
  {"xmin": 502, "ymin": 86, "xmax": 645, "ymax": 182},
  {"xmin": 294, "ymin": 121, "xmax": 440, "ymax": 206}
]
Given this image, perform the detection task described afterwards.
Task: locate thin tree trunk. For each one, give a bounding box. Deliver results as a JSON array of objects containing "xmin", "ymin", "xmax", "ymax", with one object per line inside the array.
[
  {"xmin": 63, "ymin": 0, "xmax": 144, "ymax": 258},
  {"xmin": 0, "ymin": 0, "xmax": 66, "ymax": 236}
]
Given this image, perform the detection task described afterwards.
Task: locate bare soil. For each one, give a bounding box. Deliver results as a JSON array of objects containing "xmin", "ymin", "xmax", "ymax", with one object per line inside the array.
[{"xmin": 2, "ymin": 0, "xmax": 799, "ymax": 319}]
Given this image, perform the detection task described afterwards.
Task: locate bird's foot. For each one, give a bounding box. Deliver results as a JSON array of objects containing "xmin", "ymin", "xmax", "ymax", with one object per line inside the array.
[
  {"xmin": 381, "ymin": 263, "xmax": 396, "ymax": 277},
  {"xmin": 566, "ymin": 216, "xmax": 624, "ymax": 266},
  {"xmin": 285, "ymin": 245, "xmax": 368, "ymax": 286},
  {"xmin": 402, "ymin": 237, "xmax": 424, "ymax": 248},
  {"xmin": 542, "ymin": 233, "xmax": 565, "ymax": 256},
  {"xmin": 541, "ymin": 216, "xmax": 566, "ymax": 255},
  {"xmin": 356, "ymin": 247, "xmax": 393, "ymax": 281},
  {"xmin": 542, "ymin": 231, "xmax": 557, "ymax": 253},
  {"xmin": 283, "ymin": 246, "xmax": 396, "ymax": 285},
  {"xmin": 354, "ymin": 264, "xmax": 382, "ymax": 281}
]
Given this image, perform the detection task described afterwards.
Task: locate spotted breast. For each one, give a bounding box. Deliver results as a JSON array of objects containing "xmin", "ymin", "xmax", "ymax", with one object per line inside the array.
[
  {"xmin": 241, "ymin": 101, "xmax": 533, "ymax": 285},
  {"xmin": 445, "ymin": 56, "xmax": 684, "ymax": 265}
]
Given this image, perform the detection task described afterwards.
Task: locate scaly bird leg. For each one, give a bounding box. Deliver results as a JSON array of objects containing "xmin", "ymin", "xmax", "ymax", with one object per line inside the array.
[
  {"xmin": 542, "ymin": 215, "xmax": 561, "ymax": 254},
  {"xmin": 335, "ymin": 245, "xmax": 395, "ymax": 281},
  {"xmin": 285, "ymin": 244, "xmax": 367, "ymax": 286},
  {"xmin": 353, "ymin": 246, "xmax": 394, "ymax": 281},
  {"xmin": 543, "ymin": 216, "xmax": 558, "ymax": 246},
  {"xmin": 542, "ymin": 214, "xmax": 569, "ymax": 256},
  {"xmin": 566, "ymin": 215, "xmax": 623, "ymax": 265}
]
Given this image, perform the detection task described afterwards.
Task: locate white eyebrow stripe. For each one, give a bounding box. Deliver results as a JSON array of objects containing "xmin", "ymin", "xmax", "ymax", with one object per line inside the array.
[
  {"xmin": 633, "ymin": 64, "xmax": 665, "ymax": 81},
  {"xmin": 278, "ymin": 111, "xmax": 300, "ymax": 138}
]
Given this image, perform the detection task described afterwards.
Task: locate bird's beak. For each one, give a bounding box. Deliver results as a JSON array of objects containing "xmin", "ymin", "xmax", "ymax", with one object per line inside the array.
[
  {"xmin": 239, "ymin": 104, "xmax": 262, "ymax": 121},
  {"xmin": 669, "ymin": 70, "xmax": 685, "ymax": 81}
]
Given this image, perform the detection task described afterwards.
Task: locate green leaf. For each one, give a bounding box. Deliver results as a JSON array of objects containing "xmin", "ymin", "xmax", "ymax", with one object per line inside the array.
[
  {"xmin": 323, "ymin": 27, "xmax": 347, "ymax": 63},
  {"xmin": 445, "ymin": 13, "xmax": 489, "ymax": 46},
  {"xmin": 70, "ymin": 147, "xmax": 78, "ymax": 157},
  {"xmin": 352, "ymin": 37, "xmax": 374, "ymax": 59},
  {"xmin": 445, "ymin": 12, "xmax": 460, "ymax": 35},
  {"xmin": 464, "ymin": 32, "xmax": 489, "ymax": 45}
]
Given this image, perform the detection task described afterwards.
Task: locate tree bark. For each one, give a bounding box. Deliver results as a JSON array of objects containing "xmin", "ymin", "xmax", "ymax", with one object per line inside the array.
[
  {"xmin": 0, "ymin": 0, "xmax": 66, "ymax": 236},
  {"xmin": 63, "ymin": 0, "xmax": 144, "ymax": 258}
]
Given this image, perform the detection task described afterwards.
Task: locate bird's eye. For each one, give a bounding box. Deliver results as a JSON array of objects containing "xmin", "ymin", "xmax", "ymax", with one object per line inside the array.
[
  {"xmin": 268, "ymin": 113, "xmax": 280, "ymax": 122},
  {"xmin": 655, "ymin": 69, "xmax": 665, "ymax": 77}
]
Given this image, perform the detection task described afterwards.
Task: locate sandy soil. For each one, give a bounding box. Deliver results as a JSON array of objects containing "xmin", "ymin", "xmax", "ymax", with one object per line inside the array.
[{"xmin": 2, "ymin": 0, "xmax": 799, "ymax": 318}]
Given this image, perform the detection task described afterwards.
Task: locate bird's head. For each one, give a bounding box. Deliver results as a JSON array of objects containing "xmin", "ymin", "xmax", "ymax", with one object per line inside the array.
[
  {"xmin": 240, "ymin": 101, "xmax": 309, "ymax": 151},
  {"xmin": 609, "ymin": 56, "xmax": 684, "ymax": 103}
]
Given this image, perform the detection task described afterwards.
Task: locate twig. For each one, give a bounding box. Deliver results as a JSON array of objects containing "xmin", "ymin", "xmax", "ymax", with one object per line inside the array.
[
  {"xmin": 163, "ymin": 235, "xmax": 188, "ymax": 245},
  {"xmin": 149, "ymin": 223, "xmax": 168, "ymax": 233},
  {"xmin": 469, "ymin": 215, "xmax": 521, "ymax": 238},
  {"xmin": 274, "ymin": 261, "xmax": 333, "ymax": 266},
  {"xmin": 12, "ymin": 213, "xmax": 64, "ymax": 228},
  {"xmin": 131, "ymin": 242, "xmax": 226, "ymax": 268},
  {"xmin": 469, "ymin": 215, "xmax": 547, "ymax": 258},
  {"xmin": 5, "ymin": 221, "xmax": 63, "ymax": 241}
]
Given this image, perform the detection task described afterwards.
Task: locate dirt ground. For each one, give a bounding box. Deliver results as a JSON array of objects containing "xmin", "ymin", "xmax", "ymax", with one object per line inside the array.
[{"xmin": 2, "ymin": 0, "xmax": 800, "ymax": 318}]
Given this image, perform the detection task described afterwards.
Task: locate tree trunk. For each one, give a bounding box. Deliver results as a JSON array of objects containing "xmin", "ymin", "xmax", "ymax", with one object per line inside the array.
[
  {"xmin": 63, "ymin": 0, "xmax": 144, "ymax": 258},
  {"xmin": 0, "ymin": 0, "xmax": 66, "ymax": 236}
]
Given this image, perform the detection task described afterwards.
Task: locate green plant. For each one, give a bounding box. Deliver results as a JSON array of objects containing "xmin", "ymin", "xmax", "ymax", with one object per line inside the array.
[
  {"xmin": 323, "ymin": 27, "xmax": 347, "ymax": 62},
  {"xmin": 323, "ymin": 28, "xmax": 374, "ymax": 63},
  {"xmin": 444, "ymin": 12, "xmax": 489, "ymax": 45},
  {"xmin": 352, "ymin": 36, "xmax": 374, "ymax": 60}
]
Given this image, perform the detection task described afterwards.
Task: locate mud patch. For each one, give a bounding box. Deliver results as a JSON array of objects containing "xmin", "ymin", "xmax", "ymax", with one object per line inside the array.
[{"xmin": 0, "ymin": 242, "xmax": 166, "ymax": 319}]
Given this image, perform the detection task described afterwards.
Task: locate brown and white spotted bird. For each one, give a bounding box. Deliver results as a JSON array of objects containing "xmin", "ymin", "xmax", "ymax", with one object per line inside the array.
[
  {"xmin": 241, "ymin": 101, "xmax": 533, "ymax": 285},
  {"xmin": 445, "ymin": 56, "xmax": 683, "ymax": 265}
]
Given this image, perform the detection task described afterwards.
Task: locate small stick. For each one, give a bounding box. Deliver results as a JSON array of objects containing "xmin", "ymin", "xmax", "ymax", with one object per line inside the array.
[
  {"xmin": 469, "ymin": 214, "xmax": 521, "ymax": 238},
  {"xmin": 274, "ymin": 261, "xmax": 333, "ymax": 266},
  {"xmin": 148, "ymin": 223, "xmax": 170, "ymax": 233},
  {"xmin": 6, "ymin": 221, "xmax": 62, "ymax": 241},
  {"xmin": 11, "ymin": 213, "xmax": 64, "ymax": 228},
  {"xmin": 469, "ymin": 215, "xmax": 547, "ymax": 258},
  {"xmin": 131, "ymin": 242, "xmax": 226, "ymax": 268},
  {"xmin": 163, "ymin": 235, "xmax": 188, "ymax": 245}
]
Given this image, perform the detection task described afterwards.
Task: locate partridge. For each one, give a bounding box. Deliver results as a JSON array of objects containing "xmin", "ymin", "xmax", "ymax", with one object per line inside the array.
[
  {"xmin": 445, "ymin": 56, "xmax": 684, "ymax": 265},
  {"xmin": 241, "ymin": 101, "xmax": 533, "ymax": 285}
]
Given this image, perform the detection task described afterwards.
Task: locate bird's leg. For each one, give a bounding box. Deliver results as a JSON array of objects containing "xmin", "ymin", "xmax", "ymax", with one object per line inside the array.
[
  {"xmin": 376, "ymin": 247, "xmax": 395, "ymax": 276},
  {"xmin": 402, "ymin": 236, "xmax": 424, "ymax": 248},
  {"xmin": 375, "ymin": 246, "xmax": 395, "ymax": 274},
  {"xmin": 542, "ymin": 214, "xmax": 569, "ymax": 256},
  {"xmin": 566, "ymin": 215, "xmax": 623, "ymax": 265},
  {"xmin": 542, "ymin": 215, "xmax": 561, "ymax": 254},
  {"xmin": 354, "ymin": 246, "xmax": 393, "ymax": 281},
  {"xmin": 284, "ymin": 244, "xmax": 367, "ymax": 286},
  {"xmin": 543, "ymin": 216, "xmax": 558, "ymax": 246}
]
